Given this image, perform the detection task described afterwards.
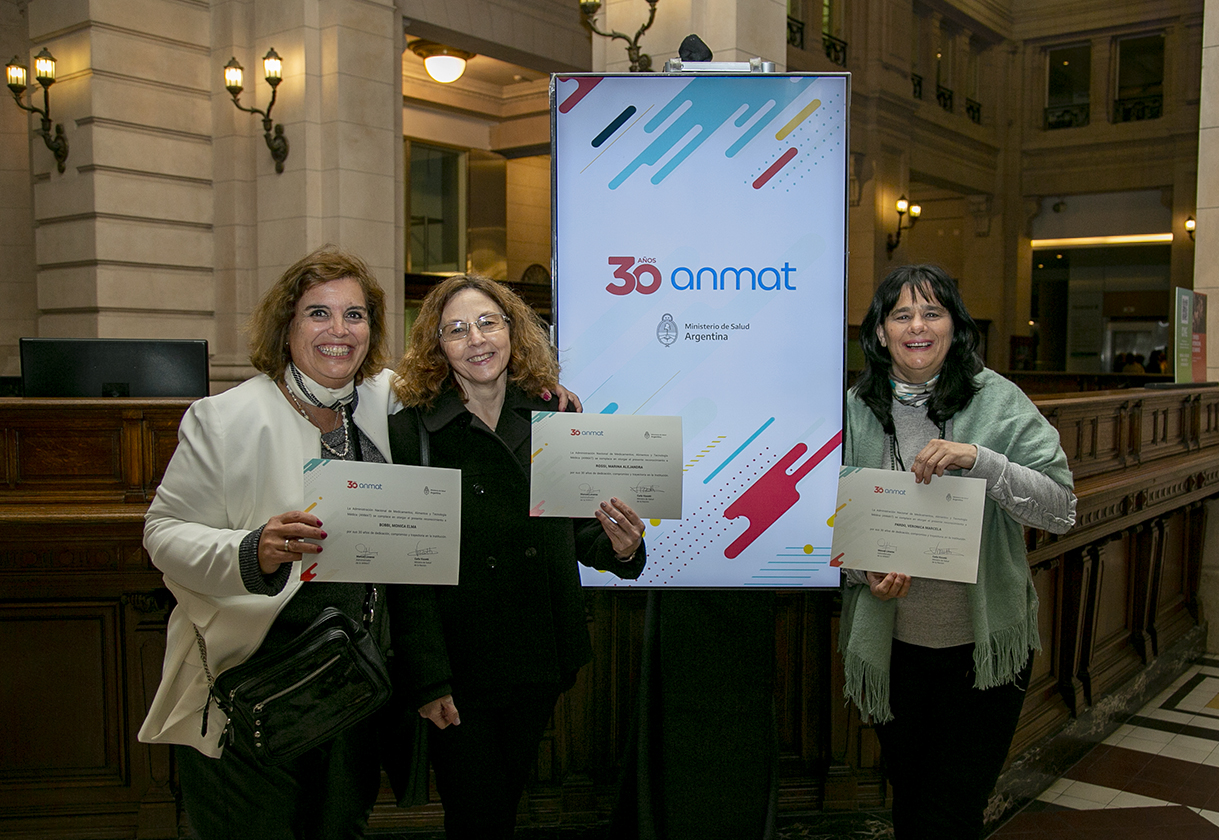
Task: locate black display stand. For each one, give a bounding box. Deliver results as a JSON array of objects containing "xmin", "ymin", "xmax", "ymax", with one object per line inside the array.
[{"xmin": 609, "ymin": 590, "xmax": 778, "ymax": 839}]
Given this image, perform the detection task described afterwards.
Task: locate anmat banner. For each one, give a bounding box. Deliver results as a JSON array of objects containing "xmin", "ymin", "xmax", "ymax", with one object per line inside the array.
[{"xmin": 552, "ymin": 71, "xmax": 848, "ymax": 588}]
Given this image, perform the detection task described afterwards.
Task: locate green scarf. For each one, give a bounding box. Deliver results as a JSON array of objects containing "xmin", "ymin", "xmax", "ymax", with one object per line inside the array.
[{"xmin": 840, "ymin": 368, "xmax": 1074, "ymax": 722}]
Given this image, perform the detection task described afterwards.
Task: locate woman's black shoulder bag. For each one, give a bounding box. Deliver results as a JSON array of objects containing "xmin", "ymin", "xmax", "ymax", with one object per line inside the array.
[{"xmin": 195, "ymin": 586, "xmax": 391, "ymax": 766}]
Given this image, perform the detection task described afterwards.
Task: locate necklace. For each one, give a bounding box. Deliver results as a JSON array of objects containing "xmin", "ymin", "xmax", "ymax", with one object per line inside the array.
[
  {"xmin": 287, "ymin": 361, "xmax": 354, "ymax": 407},
  {"xmin": 889, "ymin": 417, "xmax": 947, "ymax": 471},
  {"xmin": 284, "ymin": 381, "xmax": 351, "ymax": 458}
]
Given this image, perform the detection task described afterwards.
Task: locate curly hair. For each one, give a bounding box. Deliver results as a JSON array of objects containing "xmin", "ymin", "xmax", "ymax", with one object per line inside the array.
[
  {"xmin": 855, "ymin": 264, "xmax": 983, "ymax": 433},
  {"xmin": 247, "ymin": 245, "xmax": 389, "ymax": 384},
  {"xmin": 393, "ymin": 273, "xmax": 559, "ymax": 408}
]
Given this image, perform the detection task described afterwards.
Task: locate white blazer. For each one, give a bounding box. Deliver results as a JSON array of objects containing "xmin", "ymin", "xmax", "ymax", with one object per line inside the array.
[{"xmin": 138, "ymin": 370, "xmax": 399, "ymax": 756}]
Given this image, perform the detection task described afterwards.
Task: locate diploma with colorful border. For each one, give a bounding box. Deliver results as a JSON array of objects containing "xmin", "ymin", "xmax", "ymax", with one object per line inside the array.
[
  {"xmin": 830, "ymin": 466, "xmax": 984, "ymax": 584},
  {"xmin": 298, "ymin": 459, "xmax": 461, "ymax": 585},
  {"xmin": 529, "ymin": 412, "xmax": 683, "ymax": 519}
]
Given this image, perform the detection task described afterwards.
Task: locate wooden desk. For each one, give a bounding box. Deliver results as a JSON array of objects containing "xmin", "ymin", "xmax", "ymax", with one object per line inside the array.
[{"xmin": 0, "ymin": 399, "xmax": 189, "ymax": 839}]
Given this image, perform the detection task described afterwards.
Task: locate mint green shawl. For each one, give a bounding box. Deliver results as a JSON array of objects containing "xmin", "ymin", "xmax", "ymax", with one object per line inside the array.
[{"xmin": 839, "ymin": 368, "xmax": 1073, "ymax": 723}]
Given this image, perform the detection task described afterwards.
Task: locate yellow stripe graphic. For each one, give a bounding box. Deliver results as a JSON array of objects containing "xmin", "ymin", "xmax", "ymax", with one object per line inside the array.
[{"xmin": 776, "ymin": 99, "xmax": 821, "ymax": 140}]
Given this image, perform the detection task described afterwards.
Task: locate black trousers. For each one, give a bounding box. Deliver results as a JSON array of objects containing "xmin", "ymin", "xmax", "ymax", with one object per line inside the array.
[
  {"xmin": 875, "ymin": 639, "xmax": 1031, "ymax": 840},
  {"xmin": 174, "ymin": 714, "xmax": 381, "ymax": 840},
  {"xmin": 428, "ymin": 684, "xmax": 562, "ymax": 840}
]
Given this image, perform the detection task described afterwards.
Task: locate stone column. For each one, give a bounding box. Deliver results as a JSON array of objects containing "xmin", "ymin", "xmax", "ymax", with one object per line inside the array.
[
  {"xmin": 1194, "ymin": 0, "xmax": 1219, "ymax": 648},
  {"xmin": 1090, "ymin": 34, "xmax": 1111, "ymax": 125},
  {"xmin": 0, "ymin": 0, "xmax": 38, "ymax": 378},
  {"xmin": 210, "ymin": 0, "xmax": 405, "ymax": 388},
  {"xmin": 27, "ymin": 0, "xmax": 216, "ymax": 344},
  {"xmin": 20, "ymin": 0, "xmax": 404, "ymax": 392}
]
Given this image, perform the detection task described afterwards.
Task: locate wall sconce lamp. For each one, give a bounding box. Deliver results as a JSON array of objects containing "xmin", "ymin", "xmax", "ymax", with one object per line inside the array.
[
  {"xmin": 224, "ymin": 49, "xmax": 289, "ymax": 174},
  {"xmin": 579, "ymin": 0, "xmax": 659, "ymax": 72},
  {"xmin": 1186, "ymin": 215, "xmax": 1196, "ymax": 242},
  {"xmin": 409, "ymin": 41, "xmax": 476, "ymax": 84},
  {"xmin": 5, "ymin": 49, "xmax": 69, "ymax": 173},
  {"xmin": 886, "ymin": 195, "xmax": 921, "ymax": 257}
]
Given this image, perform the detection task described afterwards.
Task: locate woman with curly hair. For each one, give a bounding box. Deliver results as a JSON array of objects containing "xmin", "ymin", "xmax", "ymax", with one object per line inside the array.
[{"xmin": 385, "ymin": 274, "xmax": 647, "ymax": 838}]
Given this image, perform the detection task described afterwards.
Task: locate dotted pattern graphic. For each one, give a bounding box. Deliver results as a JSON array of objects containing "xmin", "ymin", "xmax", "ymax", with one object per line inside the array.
[
  {"xmin": 628, "ymin": 446, "xmax": 774, "ymax": 586},
  {"xmin": 744, "ymin": 86, "xmax": 846, "ymax": 193}
]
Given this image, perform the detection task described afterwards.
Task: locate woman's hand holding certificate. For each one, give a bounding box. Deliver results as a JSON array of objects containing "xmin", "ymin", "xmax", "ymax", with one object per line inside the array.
[
  {"xmin": 529, "ymin": 413, "xmax": 683, "ymax": 520},
  {"xmin": 299, "ymin": 459, "xmax": 461, "ymax": 584},
  {"xmin": 830, "ymin": 466, "xmax": 985, "ymax": 584}
]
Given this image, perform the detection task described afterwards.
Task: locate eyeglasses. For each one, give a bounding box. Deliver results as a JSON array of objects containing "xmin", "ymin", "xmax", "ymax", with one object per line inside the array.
[{"xmin": 439, "ymin": 313, "xmax": 510, "ymax": 342}]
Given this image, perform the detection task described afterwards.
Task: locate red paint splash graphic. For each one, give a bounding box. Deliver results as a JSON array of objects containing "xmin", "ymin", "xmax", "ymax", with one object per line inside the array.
[
  {"xmin": 752, "ymin": 147, "xmax": 798, "ymax": 189},
  {"xmin": 722, "ymin": 430, "xmax": 842, "ymax": 559},
  {"xmin": 301, "ymin": 563, "xmax": 318, "ymax": 582},
  {"xmin": 558, "ymin": 76, "xmax": 604, "ymax": 113}
]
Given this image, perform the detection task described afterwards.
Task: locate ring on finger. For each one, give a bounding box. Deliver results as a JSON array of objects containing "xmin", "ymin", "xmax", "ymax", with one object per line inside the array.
[{"xmin": 284, "ymin": 538, "xmax": 292, "ymax": 552}]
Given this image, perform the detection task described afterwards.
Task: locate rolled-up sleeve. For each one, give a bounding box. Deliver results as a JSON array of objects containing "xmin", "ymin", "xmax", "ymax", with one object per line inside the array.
[{"xmin": 968, "ymin": 444, "xmax": 1077, "ymax": 534}]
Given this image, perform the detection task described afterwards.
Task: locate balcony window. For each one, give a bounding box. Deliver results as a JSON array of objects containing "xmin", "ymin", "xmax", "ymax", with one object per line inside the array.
[
  {"xmin": 1114, "ymin": 34, "xmax": 1164, "ymax": 123},
  {"xmin": 787, "ymin": 15, "xmax": 805, "ymax": 50},
  {"xmin": 822, "ymin": 33, "xmax": 847, "ymax": 67},
  {"xmin": 1045, "ymin": 43, "xmax": 1090, "ymax": 129},
  {"xmin": 789, "ymin": 0, "xmax": 846, "ymax": 65},
  {"xmin": 936, "ymin": 85, "xmax": 953, "ymax": 112}
]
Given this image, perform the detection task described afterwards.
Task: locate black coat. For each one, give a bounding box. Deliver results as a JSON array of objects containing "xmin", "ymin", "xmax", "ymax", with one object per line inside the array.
[{"xmin": 386, "ymin": 385, "xmax": 646, "ymax": 708}]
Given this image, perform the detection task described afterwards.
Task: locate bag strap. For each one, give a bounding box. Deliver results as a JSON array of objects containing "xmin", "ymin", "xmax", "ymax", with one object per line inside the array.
[
  {"xmin": 362, "ymin": 583, "xmax": 377, "ymax": 630},
  {"xmin": 194, "ymin": 624, "xmax": 218, "ymax": 737},
  {"xmin": 347, "ymin": 402, "xmax": 364, "ymax": 461}
]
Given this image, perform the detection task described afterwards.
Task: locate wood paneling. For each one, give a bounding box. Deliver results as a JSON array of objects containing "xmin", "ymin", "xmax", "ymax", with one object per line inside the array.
[{"xmin": 1, "ymin": 385, "xmax": 1216, "ymax": 836}]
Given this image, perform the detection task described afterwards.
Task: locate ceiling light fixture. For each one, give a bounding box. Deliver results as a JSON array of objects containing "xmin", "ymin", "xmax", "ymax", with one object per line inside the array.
[
  {"xmin": 410, "ymin": 41, "xmax": 475, "ymax": 84},
  {"xmin": 1030, "ymin": 234, "xmax": 1174, "ymax": 248}
]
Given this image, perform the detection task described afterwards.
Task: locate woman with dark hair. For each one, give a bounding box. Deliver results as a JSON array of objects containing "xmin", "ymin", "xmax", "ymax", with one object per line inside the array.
[
  {"xmin": 139, "ymin": 245, "xmax": 398, "ymax": 839},
  {"xmin": 386, "ymin": 273, "xmax": 646, "ymax": 839},
  {"xmin": 840, "ymin": 264, "xmax": 1076, "ymax": 839}
]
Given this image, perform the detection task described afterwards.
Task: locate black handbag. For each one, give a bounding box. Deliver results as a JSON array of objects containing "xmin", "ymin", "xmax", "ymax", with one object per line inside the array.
[{"xmin": 196, "ymin": 588, "xmax": 391, "ymax": 766}]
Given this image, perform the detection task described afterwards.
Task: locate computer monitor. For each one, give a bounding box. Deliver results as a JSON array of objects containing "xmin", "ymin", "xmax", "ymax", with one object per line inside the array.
[{"xmin": 19, "ymin": 338, "xmax": 210, "ymax": 398}]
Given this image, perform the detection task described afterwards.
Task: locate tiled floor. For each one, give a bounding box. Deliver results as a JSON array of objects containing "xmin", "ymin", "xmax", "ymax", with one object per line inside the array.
[
  {"xmin": 993, "ymin": 654, "xmax": 1219, "ymax": 839},
  {"xmin": 373, "ymin": 639, "xmax": 1212, "ymax": 840}
]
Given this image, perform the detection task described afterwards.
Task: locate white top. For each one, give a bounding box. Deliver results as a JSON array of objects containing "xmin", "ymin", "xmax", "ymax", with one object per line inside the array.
[{"xmin": 138, "ymin": 370, "xmax": 399, "ymax": 756}]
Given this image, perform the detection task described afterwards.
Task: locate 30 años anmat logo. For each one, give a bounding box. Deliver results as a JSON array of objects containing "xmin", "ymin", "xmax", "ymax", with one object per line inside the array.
[{"xmin": 604, "ymin": 256, "xmax": 798, "ymax": 296}]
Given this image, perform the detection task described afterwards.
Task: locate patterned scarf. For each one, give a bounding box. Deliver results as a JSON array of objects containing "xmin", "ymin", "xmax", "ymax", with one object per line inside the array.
[{"xmin": 889, "ymin": 373, "xmax": 939, "ymax": 407}]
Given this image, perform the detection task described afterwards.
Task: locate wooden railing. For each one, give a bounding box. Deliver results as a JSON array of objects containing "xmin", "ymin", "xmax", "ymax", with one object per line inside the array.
[{"xmin": 1, "ymin": 385, "xmax": 1215, "ymax": 835}]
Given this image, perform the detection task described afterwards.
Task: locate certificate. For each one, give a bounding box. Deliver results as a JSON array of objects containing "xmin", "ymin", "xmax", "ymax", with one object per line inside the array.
[
  {"xmin": 298, "ymin": 459, "xmax": 461, "ymax": 585},
  {"xmin": 530, "ymin": 413, "xmax": 683, "ymax": 519},
  {"xmin": 829, "ymin": 466, "xmax": 984, "ymax": 584}
]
